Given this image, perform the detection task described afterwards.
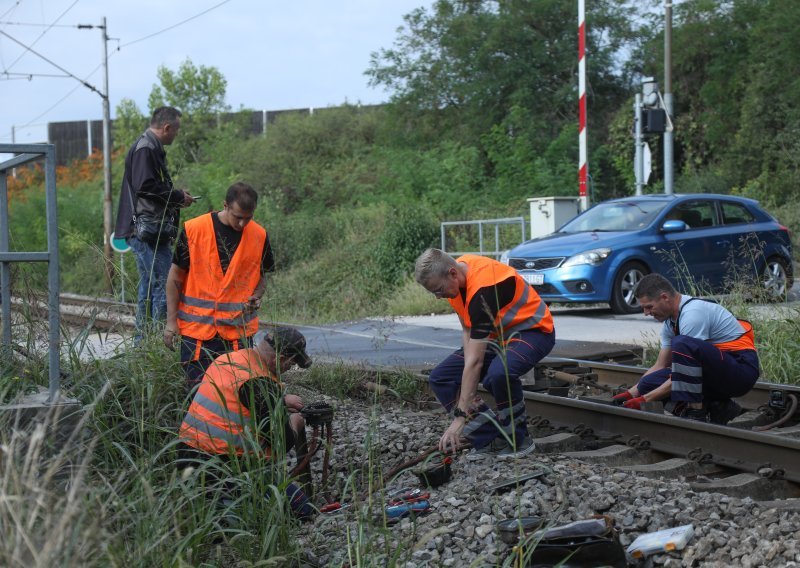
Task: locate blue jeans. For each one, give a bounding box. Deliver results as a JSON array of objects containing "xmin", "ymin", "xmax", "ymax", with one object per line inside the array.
[
  {"xmin": 128, "ymin": 236, "xmax": 173, "ymax": 341},
  {"xmin": 428, "ymin": 328, "xmax": 555, "ymax": 450}
]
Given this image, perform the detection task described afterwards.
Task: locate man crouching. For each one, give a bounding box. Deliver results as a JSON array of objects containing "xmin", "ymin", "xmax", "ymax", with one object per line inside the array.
[{"xmin": 177, "ymin": 326, "xmax": 314, "ymax": 518}]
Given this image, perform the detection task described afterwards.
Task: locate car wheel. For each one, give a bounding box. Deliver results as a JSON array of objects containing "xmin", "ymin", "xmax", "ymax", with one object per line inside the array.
[
  {"xmin": 610, "ymin": 262, "xmax": 648, "ymax": 314},
  {"xmin": 762, "ymin": 256, "xmax": 790, "ymax": 300}
]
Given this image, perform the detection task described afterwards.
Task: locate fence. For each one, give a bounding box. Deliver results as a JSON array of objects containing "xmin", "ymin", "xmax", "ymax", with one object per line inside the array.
[{"xmin": 440, "ymin": 217, "xmax": 527, "ymax": 258}]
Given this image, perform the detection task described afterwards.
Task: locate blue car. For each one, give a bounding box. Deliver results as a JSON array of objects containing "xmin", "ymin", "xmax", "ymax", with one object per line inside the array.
[{"xmin": 502, "ymin": 194, "xmax": 794, "ymax": 313}]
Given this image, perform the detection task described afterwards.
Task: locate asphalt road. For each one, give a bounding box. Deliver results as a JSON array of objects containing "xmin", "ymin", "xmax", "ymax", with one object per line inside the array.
[{"xmin": 297, "ymin": 280, "xmax": 800, "ymax": 372}]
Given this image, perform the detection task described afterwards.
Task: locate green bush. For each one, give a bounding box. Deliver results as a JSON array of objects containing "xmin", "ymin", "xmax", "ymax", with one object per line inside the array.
[{"xmin": 372, "ymin": 204, "xmax": 438, "ymax": 285}]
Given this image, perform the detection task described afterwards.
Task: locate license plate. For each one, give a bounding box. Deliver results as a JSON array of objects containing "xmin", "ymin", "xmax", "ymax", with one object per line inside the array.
[{"xmin": 522, "ymin": 273, "xmax": 544, "ymax": 285}]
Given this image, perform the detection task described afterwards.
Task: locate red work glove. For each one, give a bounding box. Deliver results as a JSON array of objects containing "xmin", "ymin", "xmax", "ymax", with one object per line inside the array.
[
  {"xmin": 623, "ymin": 396, "xmax": 646, "ymax": 410},
  {"xmin": 611, "ymin": 391, "xmax": 633, "ymax": 406}
]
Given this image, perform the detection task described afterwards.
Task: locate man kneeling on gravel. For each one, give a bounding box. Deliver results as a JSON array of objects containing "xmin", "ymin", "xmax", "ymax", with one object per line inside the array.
[
  {"xmin": 613, "ymin": 273, "xmax": 758, "ymax": 424},
  {"xmin": 176, "ymin": 326, "xmax": 315, "ymax": 519},
  {"xmin": 415, "ymin": 248, "xmax": 555, "ymax": 459}
]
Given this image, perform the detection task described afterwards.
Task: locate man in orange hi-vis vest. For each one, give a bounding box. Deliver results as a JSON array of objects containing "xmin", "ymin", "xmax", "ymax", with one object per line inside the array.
[
  {"xmin": 177, "ymin": 326, "xmax": 315, "ymax": 519},
  {"xmin": 415, "ymin": 248, "xmax": 556, "ymax": 460},
  {"xmin": 164, "ymin": 182, "xmax": 275, "ymax": 391},
  {"xmin": 612, "ymin": 273, "xmax": 759, "ymax": 425}
]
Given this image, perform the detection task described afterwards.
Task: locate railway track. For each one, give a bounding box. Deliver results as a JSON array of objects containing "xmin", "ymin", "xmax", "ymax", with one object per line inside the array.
[
  {"xmin": 13, "ymin": 293, "xmax": 800, "ymax": 497},
  {"xmin": 469, "ymin": 359, "xmax": 800, "ymax": 498}
]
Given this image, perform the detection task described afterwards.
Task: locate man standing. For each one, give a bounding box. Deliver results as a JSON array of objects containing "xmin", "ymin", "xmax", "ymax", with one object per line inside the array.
[
  {"xmin": 612, "ymin": 273, "xmax": 758, "ymax": 424},
  {"xmin": 164, "ymin": 182, "xmax": 275, "ymax": 391},
  {"xmin": 114, "ymin": 106, "xmax": 195, "ymax": 341},
  {"xmin": 177, "ymin": 326, "xmax": 314, "ymax": 519},
  {"xmin": 414, "ymin": 248, "xmax": 555, "ymax": 458}
]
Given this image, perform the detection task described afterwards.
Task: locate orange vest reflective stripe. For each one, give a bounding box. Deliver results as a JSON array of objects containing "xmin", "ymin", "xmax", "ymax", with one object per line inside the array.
[
  {"xmin": 449, "ymin": 255, "xmax": 554, "ymax": 341},
  {"xmin": 715, "ymin": 319, "xmax": 757, "ymax": 352},
  {"xmin": 177, "ymin": 213, "xmax": 266, "ymax": 340},
  {"xmin": 179, "ymin": 348, "xmax": 280, "ymax": 456}
]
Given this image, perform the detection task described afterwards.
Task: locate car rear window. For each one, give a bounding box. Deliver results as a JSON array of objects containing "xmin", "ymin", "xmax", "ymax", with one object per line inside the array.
[{"xmin": 720, "ymin": 202, "xmax": 755, "ymax": 225}]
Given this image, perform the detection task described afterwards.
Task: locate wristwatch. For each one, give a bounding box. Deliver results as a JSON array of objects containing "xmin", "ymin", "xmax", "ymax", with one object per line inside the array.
[{"xmin": 453, "ymin": 407, "xmax": 469, "ymax": 419}]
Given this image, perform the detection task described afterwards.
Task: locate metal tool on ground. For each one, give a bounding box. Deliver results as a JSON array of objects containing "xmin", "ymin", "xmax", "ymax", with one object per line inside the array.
[
  {"xmin": 385, "ymin": 499, "xmax": 431, "ymax": 521},
  {"xmin": 414, "ymin": 454, "xmax": 453, "ymax": 488},
  {"xmin": 291, "ymin": 402, "xmax": 335, "ymax": 496},
  {"xmin": 388, "ymin": 488, "xmax": 430, "ymax": 505},
  {"xmin": 382, "ymin": 441, "xmax": 471, "ymax": 484},
  {"xmin": 487, "ymin": 469, "xmax": 547, "ymax": 495},
  {"xmin": 496, "ymin": 516, "xmax": 545, "ymax": 545},
  {"xmin": 320, "ymin": 501, "xmax": 350, "ymax": 514}
]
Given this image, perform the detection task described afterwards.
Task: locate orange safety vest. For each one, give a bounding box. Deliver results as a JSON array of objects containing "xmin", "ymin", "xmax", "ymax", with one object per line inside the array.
[
  {"xmin": 673, "ymin": 298, "xmax": 756, "ymax": 352},
  {"xmin": 177, "ymin": 213, "xmax": 266, "ymax": 340},
  {"xmin": 715, "ymin": 320, "xmax": 756, "ymax": 352},
  {"xmin": 449, "ymin": 254, "xmax": 554, "ymax": 341},
  {"xmin": 179, "ymin": 348, "xmax": 281, "ymax": 456}
]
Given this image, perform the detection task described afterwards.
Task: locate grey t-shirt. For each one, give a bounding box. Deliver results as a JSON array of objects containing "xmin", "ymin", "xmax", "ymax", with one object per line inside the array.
[{"xmin": 660, "ymin": 295, "xmax": 744, "ymax": 348}]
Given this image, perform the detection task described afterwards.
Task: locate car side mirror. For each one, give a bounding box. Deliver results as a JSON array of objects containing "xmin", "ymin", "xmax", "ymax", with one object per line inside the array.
[{"xmin": 661, "ymin": 219, "xmax": 688, "ymax": 233}]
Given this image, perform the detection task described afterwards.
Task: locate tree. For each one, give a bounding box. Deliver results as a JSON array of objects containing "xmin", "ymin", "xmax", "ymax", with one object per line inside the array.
[
  {"xmin": 148, "ymin": 58, "xmax": 230, "ymax": 166},
  {"xmin": 366, "ymin": 0, "xmax": 646, "ymax": 199},
  {"xmin": 113, "ymin": 98, "xmax": 147, "ymax": 151}
]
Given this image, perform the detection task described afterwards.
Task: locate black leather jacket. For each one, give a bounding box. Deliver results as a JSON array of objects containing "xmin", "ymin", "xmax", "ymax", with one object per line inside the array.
[{"xmin": 113, "ymin": 129, "xmax": 185, "ymax": 239}]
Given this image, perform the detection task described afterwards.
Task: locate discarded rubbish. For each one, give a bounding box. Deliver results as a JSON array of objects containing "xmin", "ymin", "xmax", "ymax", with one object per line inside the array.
[{"xmin": 626, "ymin": 524, "xmax": 695, "ymax": 561}]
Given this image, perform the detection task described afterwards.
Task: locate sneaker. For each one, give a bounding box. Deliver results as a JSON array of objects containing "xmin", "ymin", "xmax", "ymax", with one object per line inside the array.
[
  {"xmin": 497, "ymin": 436, "xmax": 536, "ymax": 460},
  {"xmin": 467, "ymin": 437, "xmax": 510, "ymax": 460},
  {"xmin": 708, "ymin": 399, "xmax": 742, "ymax": 425}
]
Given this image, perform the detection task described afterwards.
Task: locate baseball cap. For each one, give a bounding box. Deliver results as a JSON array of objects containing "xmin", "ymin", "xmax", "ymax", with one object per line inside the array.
[{"xmin": 264, "ymin": 326, "xmax": 312, "ymax": 369}]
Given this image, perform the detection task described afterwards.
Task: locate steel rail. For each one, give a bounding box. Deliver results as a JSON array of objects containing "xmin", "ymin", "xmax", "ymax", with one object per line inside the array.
[
  {"xmin": 541, "ymin": 356, "xmax": 800, "ymax": 411},
  {"xmin": 505, "ymin": 391, "xmax": 800, "ymax": 484}
]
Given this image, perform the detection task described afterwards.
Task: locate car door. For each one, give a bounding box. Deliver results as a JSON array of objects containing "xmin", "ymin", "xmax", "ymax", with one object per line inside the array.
[
  {"xmin": 658, "ymin": 199, "xmax": 729, "ymax": 292},
  {"xmin": 714, "ymin": 199, "xmax": 760, "ymax": 282}
]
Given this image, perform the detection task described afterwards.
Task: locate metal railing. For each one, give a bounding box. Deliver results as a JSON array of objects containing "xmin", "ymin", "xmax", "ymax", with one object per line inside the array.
[
  {"xmin": 440, "ymin": 217, "xmax": 526, "ymax": 258},
  {"xmin": 0, "ymin": 144, "xmax": 61, "ymax": 401}
]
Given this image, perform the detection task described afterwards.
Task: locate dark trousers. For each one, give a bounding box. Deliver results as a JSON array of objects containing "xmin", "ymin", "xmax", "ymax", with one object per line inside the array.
[
  {"xmin": 428, "ymin": 329, "xmax": 555, "ymax": 449},
  {"xmin": 637, "ymin": 336, "xmax": 759, "ymax": 403},
  {"xmin": 180, "ymin": 335, "xmax": 254, "ymax": 392}
]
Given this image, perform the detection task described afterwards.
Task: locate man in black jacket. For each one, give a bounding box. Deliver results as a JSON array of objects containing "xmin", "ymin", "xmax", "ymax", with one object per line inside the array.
[{"xmin": 114, "ymin": 106, "xmax": 196, "ymax": 342}]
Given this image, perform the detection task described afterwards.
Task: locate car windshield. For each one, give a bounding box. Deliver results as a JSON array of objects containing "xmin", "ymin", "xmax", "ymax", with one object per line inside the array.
[{"xmin": 558, "ymin": 200, "xmax": 669, "ymax": 233}]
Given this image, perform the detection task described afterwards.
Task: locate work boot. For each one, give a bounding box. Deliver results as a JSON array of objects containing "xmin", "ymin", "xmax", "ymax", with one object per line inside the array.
[
  {"xmin": 708, "ymin": 399, "xmax": 742, "ymax": 425},
  {"xmin": 680, "ymin": 406, "xmax": 709, "ymax": 423}
]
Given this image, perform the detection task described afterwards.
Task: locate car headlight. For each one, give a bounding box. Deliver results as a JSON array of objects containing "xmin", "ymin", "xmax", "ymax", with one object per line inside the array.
[
  {"xmin": 562, "ymin": 248, "xmax": 611, "ymax": 267},
  {"xmin": 499, "ymin": 250, "xmax": 511, "ymax": 264}
]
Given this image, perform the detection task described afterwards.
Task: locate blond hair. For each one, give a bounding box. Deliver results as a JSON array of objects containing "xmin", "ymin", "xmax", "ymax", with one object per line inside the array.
[{"xmin": 414, "ymin": 248, "xmax": 457, "ymax": 286}]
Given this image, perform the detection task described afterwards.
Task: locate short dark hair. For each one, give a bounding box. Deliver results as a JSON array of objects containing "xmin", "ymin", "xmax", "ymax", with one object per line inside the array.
[
  {"xmin": 151, "ymin": 106, "xmax": 182, "ymax": 127},
  {"xmin": 225, "ymin": 182, "xmax": 258, "ymax": 211},
  {"xmin": 634, "ymin": 273, "xmax": 677, "ymax": 299}
]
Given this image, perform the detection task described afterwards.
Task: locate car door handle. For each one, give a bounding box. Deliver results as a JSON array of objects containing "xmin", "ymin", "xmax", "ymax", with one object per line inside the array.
[{"xmin": 715, "ymin": 240, "xmax": 731, "ymax": 246}]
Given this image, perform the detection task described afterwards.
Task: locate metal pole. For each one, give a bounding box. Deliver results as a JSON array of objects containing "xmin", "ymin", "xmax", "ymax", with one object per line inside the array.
[
  {"xmin": 101, "ymin": 17, "xmax": 114, "ymax": 291},
  {"xmin": 663, "ymin": 1, "xmax": 674, "ymax": 195},
  {"xmin": 635, "ymin": 94, "xmax": 644, "ymax": 196},
  {"xmin": 0, "ymin": 170, "xmax": 11, "ymax": 347},
  {"xmin": 44, "ymin": 146, "xmax": 61, "ymax": 402},
  {"xmin": 578, "ymin": 0, "xmax": 589, "ymax": 212}
]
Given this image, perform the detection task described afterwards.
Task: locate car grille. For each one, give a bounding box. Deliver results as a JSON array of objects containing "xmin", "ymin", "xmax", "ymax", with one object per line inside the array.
[
  {"xmin": 533, "ymin": 284, "xmax": 559, "ymax": 295},
  {"xmin": 509, "ymin": 257, "xmax": 565, "ymax": 271}
]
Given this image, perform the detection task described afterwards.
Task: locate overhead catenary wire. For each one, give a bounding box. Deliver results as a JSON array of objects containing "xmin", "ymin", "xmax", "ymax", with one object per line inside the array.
[
  {"xmin": 3, "ymin": 0, "xmax": 234, "ymax": 139},
  {"xmin": 3, "ymin": 0, "xmax": 80, "ymax": 72}
]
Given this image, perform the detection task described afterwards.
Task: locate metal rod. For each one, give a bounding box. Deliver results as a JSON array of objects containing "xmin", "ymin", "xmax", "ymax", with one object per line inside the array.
[
  {"xmin": 44, "ymin": 145, "xmax": 61, "ymax": 402},
  {"xmin": 0, "ymin": 171, "xmax": 10, "ymax": 346}
]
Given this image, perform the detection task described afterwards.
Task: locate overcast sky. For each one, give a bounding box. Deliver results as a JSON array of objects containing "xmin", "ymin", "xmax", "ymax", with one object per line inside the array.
[{"xmin": 0, "ymin": 0, "xmax": 430, "ymax": 147}]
